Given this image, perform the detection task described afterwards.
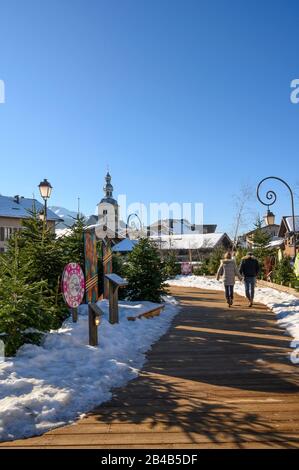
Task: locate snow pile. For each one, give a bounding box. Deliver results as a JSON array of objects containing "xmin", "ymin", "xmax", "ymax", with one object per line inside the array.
[
  {"xmin": 168, "ymin": 275, "xmax": 299, "ymax": 353},
  {"xmin": 0, "ymin": 297, "xmax": 179, "ymax": 442}
]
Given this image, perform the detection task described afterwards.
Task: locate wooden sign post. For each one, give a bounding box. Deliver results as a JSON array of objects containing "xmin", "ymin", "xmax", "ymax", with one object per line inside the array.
[
  {"xmin": 105, "ymin": 274, "xmax": 128, "ymax": 324},
  {"xmin": 61, "ymin": 263, "xmax": 85, "ymax": 322},
  {"xmin": 88, "ymin": 303, "xmax": 103, "ymax": 346},
  {"xmin": 102, "ymin": 239, "xmax": 113, "ymax": 299},
  {"xmin": 71, "ymin": 307, "xmax": 78, "ymax": 323},
  {"xmin": 84, "ymin": 231, "xmax": 99, "ymax": 303}
]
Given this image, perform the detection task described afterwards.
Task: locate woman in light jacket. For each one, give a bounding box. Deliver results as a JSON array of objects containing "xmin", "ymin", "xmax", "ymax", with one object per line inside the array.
[{"xmin": 216, "ymin": 252, "xmax": 242, "ymax": 307}]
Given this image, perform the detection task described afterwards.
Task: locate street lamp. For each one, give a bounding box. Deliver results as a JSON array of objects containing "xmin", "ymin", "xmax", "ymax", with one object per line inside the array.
[
  {"xmin": 38, "ymin": 179, "xmax": 52, "ymax": 221},
  {"xmin": 257, "ymin": 176, "xmax": 297, "ymax": 259},
  {"xmin": 264, "ymin": 209, "xmax": 275, "ymax": 226},
  {"xmin": 126, "ymin": 213, "xmax": 142, "ymax": 239},
  {"xmin": 39, "ymin": 209, "xmax": 45, "ymax": 222}
]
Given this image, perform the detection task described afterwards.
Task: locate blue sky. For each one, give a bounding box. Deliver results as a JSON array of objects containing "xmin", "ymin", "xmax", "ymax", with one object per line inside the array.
[{"xmin": 0, "ymin": 0, "xmax": 298, "ymax": 234}]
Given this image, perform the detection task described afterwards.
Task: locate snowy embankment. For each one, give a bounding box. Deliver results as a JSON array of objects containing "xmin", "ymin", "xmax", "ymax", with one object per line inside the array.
[
  {"xmin": 0, "ymin": 296, "xmax": 179, "ymax": 442},
  {"xmin": 168, "ymin": 275, "xmax": 299, "ymax": 352}
]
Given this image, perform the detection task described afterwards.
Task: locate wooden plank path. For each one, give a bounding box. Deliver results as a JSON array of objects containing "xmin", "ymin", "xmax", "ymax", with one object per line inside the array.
[{"xmin": 1, "ymin": 286, "xmax": 299, "ymax": 449}]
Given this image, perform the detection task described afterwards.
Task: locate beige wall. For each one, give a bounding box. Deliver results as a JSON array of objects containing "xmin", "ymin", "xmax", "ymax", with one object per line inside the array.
[
  {"xmin": 0, "ymin": 217, "xmax": 22, "ymax": 251},
  {"xmin": 98, "ymin": 202, "xmax": 119, "ymax": 237},
  {"xmin": 0, "ymin": 217, "xmax": 55, "ymax": 251}
]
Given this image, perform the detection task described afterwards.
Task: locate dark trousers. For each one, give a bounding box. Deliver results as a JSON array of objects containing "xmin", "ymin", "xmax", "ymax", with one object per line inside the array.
[
  {"xmin": 244, "ymin": 276, "xmax": 256, "ymax": 301},
  {"xmin": 225, "ymin": 285, "xmax": 234, "ymax": 302}
]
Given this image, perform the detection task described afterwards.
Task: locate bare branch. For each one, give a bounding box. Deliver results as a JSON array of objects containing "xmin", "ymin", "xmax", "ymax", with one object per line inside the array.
[{"xmin": 230, "ymin": 184, "xmax": 255, "ymax": 247}]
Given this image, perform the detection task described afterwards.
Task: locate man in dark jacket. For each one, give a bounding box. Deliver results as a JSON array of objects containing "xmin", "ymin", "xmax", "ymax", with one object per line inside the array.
[{"xmin": 239, "ymin": 252, "xmax": 260, "ymax": 307}]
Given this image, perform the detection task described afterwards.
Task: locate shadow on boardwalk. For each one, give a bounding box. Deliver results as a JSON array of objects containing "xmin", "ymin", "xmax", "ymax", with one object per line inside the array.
[
  {"xmin": 87, "ymin": 287, "xmax": 299, "ymax": 448},
  {"xmin": 2, "ymin": 286, "xmax": 299, "ymax": 448}
]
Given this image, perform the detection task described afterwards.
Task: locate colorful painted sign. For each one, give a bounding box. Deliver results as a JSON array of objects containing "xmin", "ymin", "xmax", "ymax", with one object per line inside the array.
[
  {"xmin": 84, "ymin": 231, "xmax": 99, "ymax": 302},
  {"xmin": 294, "ymin": 253, "xmax": 299, "ymax": 279},
  {"xmin": 181, "ymin": 262, "xmax": 192, "ymax": 275},
  {"xmin": 62, "ymin": 263, "xmax": 85, "ymax": 308},
  {"xmin": 102, "ymin": 238, "xmax": 113, "ymax": 299}
]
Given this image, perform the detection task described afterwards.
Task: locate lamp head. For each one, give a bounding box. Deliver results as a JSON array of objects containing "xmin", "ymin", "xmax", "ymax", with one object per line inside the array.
[
  {"xmin": 265, "ymin": 209, "xmax": 275, "ymax": 226},
  {"xmin": 38, "ymin": 179, "xmax": 52, "ymax": 200}
]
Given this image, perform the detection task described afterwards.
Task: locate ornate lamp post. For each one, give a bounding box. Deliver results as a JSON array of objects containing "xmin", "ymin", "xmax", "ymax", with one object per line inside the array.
[
  {"xmin": 264, "ymin": 209, "xmax": 275, "ymax": 226},
  {"xmin": 126, "ymin": 213, "xmax": 143, "ymax": 239},
  {"xmin": 257, "ymin": 176, "xmax": 297, "ymax": 259},
  {"xmin": 38, "ymin": 178, "xmax": 53, "ymax": 221}
]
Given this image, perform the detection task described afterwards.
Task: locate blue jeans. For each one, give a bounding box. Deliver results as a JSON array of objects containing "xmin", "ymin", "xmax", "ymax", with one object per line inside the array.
[
  {"xmin": 225, "ymin": 285, "xmax": 234, "ymax": 302},
  {"xmin": 244, "ymin": 277, "xmax": 256, "ymax": 301}
]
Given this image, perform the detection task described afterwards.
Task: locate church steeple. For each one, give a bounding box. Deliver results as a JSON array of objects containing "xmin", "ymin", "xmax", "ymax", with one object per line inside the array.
[
  {"xmin": 103, "ymin": 171, "xmax": 114, "ymax": 198},
  {"xmin": 99, "ymin": 171, "xmax": 117, "ymax": 205},
  {"xmin": 98, "ymin": 171, "xmax": 119, "ymax": 238}
]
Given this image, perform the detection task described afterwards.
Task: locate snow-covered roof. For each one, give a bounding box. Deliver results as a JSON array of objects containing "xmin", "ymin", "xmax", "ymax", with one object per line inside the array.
[
  {"xmin": 0, "ymin": 196, "xmax": 61, "ymax": 221},
  {"xmin": 267, "ymin": 238, "xmax": 285, "ymax": 248},
  {"xmin": 55, "ymin": 228, "xmax": 73, "ymax": 238},
  {"xmin": 112, "ymin": 238, "xmax": 139, "ymax": 252},
  {"xmin": 148, "ymin": 219, "xmax": 216, "ymax": 235},
  {"xmin": 150, "ymin": 233, "xmax": 231, "ymax": 250},
  {"xmin": 284, "ymin": 216, "xmax": 299, "ymax": 232}
]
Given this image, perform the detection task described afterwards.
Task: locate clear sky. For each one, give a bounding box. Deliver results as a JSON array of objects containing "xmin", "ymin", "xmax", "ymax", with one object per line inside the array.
[{"xmin": 0, "ymin": 0, "xmax": 298, "ymax": 234}]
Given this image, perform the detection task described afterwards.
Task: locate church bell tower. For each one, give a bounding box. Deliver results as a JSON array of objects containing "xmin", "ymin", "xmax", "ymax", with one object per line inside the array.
[{"xmin": 97, "ymin": 172, "xmax": 119, "ymax": 238}]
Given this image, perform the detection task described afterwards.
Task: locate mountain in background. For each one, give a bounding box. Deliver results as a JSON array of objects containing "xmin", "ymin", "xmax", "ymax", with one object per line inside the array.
[{"xmin": 49, "ymin": 206, "xmax": 86, "ymax": 229}]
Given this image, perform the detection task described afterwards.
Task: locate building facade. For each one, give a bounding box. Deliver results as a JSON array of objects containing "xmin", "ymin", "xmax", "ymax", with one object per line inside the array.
[
  {"xmin": 150, "ymin": 232, "xmax": 232, "ymax": 262},
  {"xmin": 278, "ymin": 216, "xmax": 299, "ymax": 258},
  {"xmin": 97, "ymin": 172, "xmax": 120, "ymax": 238},
  {"xmin": 0, "ymin": 195, "xmax": 62, "ymax": 252}
]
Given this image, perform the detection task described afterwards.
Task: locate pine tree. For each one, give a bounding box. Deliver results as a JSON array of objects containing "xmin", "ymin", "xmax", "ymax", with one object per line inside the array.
[
  {"xmin": 163, "ymin": 251, "xmax": 181, "ymax": 279},
  {"xmin": 273, "ymin": 257, "xmax": 296, "ymax": 287},
  {"xmin": 193, "ymin": 258, "xmax": 210, "ymax": 275},
  {"xmin": 59, "ymin": 215, "xmax": 85, "ymax": 268},
  {"xmin": 0, "ymin": 211, "xmax": 91, "ymax": 355},
  {"xmin": 7, "ymin": 210, "xmax": 65, "ymax": 295},
  {"xmin": 112, "ymin": 252, "xmax": 125, "ymax": 276},
  {"xmin": 124, "ymin": 238, "xmax": 167, "ymax": 303},
  {"xmin": 0, "ymin": 246, "xmax": 60, "ymax": 356},
  {"xmin": 251, "ymin": 217, "xmax": 271, "ymax": 251},
  {"xmin": 235, "ymin": 247, "xmax": 247, "ymax": 267},
  {"xmin": 250, "ymin": 217, "xmax": 273, "ymax": 279},
  {"xmin": 208, "ymin": 247, "xmax": 225, "ymax": 275}
]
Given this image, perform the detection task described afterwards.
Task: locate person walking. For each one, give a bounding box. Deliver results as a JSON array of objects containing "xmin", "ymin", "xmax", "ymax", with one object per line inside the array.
[
  {"xmin": 216, "ymin": 252, "xmax": 242, "ymax": 307},
  {"xmin": 239, "ymin": 251, "xmax": 260, "ymax": 307}
]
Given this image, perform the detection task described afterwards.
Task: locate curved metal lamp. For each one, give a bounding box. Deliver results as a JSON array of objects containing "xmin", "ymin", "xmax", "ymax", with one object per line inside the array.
[
  {"xmin": 256, "ymin": 176, "xmax": 297, "ymax": 259},
  {"xmin": 126, "ymin": 213, "xmax": 143, "ymax": 238}
]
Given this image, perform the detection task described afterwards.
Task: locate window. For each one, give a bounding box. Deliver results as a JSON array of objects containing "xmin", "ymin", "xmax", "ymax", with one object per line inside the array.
[
  {"xmin": 103, "ymin": 210, "xmax": 108, "ymax": 215},
  {"xmin": 0, "ymin": 227, "xmax": 20, "ymax": 242}
]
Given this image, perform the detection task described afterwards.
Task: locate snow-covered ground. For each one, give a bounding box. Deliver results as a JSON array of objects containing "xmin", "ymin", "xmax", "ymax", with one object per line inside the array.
[
  {"xmin": 0, "ymin": 296, "xmax": 179, "ymax": 442},
  {"xmin": 168, "ymin": 275, "xmax": 299, "ymax": 354}
]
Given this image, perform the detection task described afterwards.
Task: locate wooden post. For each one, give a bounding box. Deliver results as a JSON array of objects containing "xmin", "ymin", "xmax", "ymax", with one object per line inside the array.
[
  {"xmin": 105, "ymin": 274, "xmax": 128, "ymax": 325},
  {"xmin": 109, "ymin": 283, "xmax": 119, "ymax": 324},
  {"xmin": 88, "ymin": 303, "xmax": 102, "ymax": 346},
  {"xmin": 71, "ymin": 307, "xmax": 78, "ymax": 323}
]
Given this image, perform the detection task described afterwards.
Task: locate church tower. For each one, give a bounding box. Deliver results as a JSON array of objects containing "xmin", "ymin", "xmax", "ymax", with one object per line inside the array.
[{"xmin": 97, "ymin": 172, "xmax": 119, "ymax": 237}]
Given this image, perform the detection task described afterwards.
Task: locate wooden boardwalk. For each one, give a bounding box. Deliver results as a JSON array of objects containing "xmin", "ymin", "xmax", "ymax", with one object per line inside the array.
[{"xmin": 1, "ymin": 286, "xmax": 299, "ymax": 449}]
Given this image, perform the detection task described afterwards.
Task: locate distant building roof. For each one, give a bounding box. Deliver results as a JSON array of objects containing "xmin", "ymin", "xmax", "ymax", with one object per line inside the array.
[
  {"xmin": 278, "ymin": 216, "xmax": 299, "ymax": 237},
  {"xmin": 0, "ymin": 195, "xmax": 62, "ymax": 221},
  {"xmin": 150, "ymin": 233, "xmax": 231, "ymax": 250},
  {"xmin": 244, "ymin": 224, "xmax": 280, "ymax": 237},
  {"xmin": 266, "ymin": 238, "xmax": 285, "ymax": 249},
  {"xmin": 148, "ymin": 219, "xmax": 217, "ymax": 235},
  {"xmin": 112, "ymin": 238, "xmax": 139, "ymax": 252},
  {"xmin": 85, "ymin": 214, "xmax": 98, "ymax": 226},
  {"xmin": 99, "ymin": 197, "xmax": 118, "ymax": 205}
]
